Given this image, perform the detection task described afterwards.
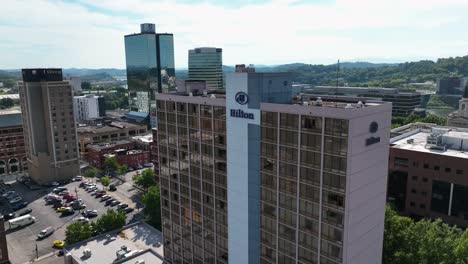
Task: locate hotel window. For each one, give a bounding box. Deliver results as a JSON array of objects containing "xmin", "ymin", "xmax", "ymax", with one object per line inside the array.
[
  {"xmin": 394, "ymin": 157, "xmax": 409, "ymax": 167},
  {"xmin": 299, "ymin": 232, "xmax": 319, "ymax": 251},
  {"xmin": 301, "ymin": 133, "xmax": 321, "ymax": 151},
  {"xmin": 279, "ymin": 147, "xmax": 297, "ymax": 163},
  {"xmin": 280, "ymin": 113, "xmax": 298, "ymax": 130},
  {"xmin": 325, "ymin": 118, "xmax": 348, "ymax": 137},
  {"xmin": 301, "ymin": 116, "xmax": 322, "ymax": 134},
  {"xmin": 261, "ymin": 127, "xmax": 277, "ymax": 143},
  {"xmin": 261, "ymin": 111, "xmax": 277, "ymax": 127},
  {"xmin": 280, "ymin": 130, "xmax": 298, "ymax": 146}
]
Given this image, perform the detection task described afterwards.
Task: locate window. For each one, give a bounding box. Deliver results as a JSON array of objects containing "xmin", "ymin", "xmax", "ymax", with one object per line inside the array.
[
  {"xmin": 411, "ymin": 189, "xmax": 416, "ymax": 194},
  {"xmin": 423, "ymin": 177, "xmax": 428, "ymax": 183},
  {"xmin": 457, "ymin": 169, "xmax": 463, "ymax": 175},
  {"xmin": 412, "ymin": 176, "xmax": 418, "ymax": 181},
  {"xmin": 423, "ymin": 163, "xmax": 429, "ymax": 169},
  {"xmin": 394, "ymin": 157, "xmax": 409, "ymax": 167},
  {"xmin": 445, "ymin": 167, "xmax": 451, "ymax": 173},
  {"xmin": 410, "ymin": 202, "xmax": 415, "ymax": 207},
  {"xmin": 434, "ymin": 166, "xmax": 440, "ymax": 171},
  {"xmin": 420, "ymin": 204, "xmax": 426, "ymax": 209}
]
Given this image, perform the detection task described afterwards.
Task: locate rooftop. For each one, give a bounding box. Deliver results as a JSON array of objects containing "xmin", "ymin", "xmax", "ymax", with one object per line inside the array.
[
  {"xmin": 0, "ymin": 94, "xmax": 19, "ymax": 100},
  {"xmin": 0, "ymin": 109, "xmax": 22, "ymax": 128},
  {"xmin": 131, "ymin": 133, "xmax": 153, "ymax": 143},
  {"xmin": 391, "ymin": 123, "xmax": 468, "ymax": 159},
  {"xmin": 64, "ymin": 222, "xmax": 164, "ymax": 264},
  {"xmin": 77, "ymin": 121, "xmax": 145, "ymax": 134},
  {"xmin": 87, "ymin": 140, "xmax": 133, "ymax": 150}
]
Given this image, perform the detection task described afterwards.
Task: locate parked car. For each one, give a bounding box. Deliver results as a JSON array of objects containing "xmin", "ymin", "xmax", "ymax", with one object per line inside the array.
[
  {"xmin": 95, "ymin": 191, "xmax": 106, "ymax": 198},
  {"xmin": 37, "ymin": 227, "xmax": 54, "ymax": 239},
  {"xmin": 72, "ymin": 203, "xmax": 86, "ymax": 210},
  {"xmin": 61, "ymin": 208, "xmax": 74, "ymax": 216},
  {"xmin": 2, "ymin": 213, "xmax": 15, "ymax": 221},
  {"xmin": 8, "ymin": 214, "xmax": 35, "ymax": 229},
  {"xmin": 12, "ymin": 201, "xmax": 28, "ymax": 211},
  {"xmin": 9, "ymin": 197, "xmax": 23, "ymax": 204},
  {"xmin": 118, "ymin": 204, "xmax": 128, "ymax": 209},
  {"xmin": 53, "ymin": 240, "xmax": 65, "ymax": 248},
  {"xmin": 49, "ymin": 182, "xmax": 60, "ymax": 187},
  {"xmin": 79, "ymin": 182, "xmax": 87, "ymax": 188},
  {"xmin": 110, "ymin": 200, "xmax": 121, "ymax": 207},
  {"xmin": 73, "ymin": 217, "xmax": 89, "ymax": 223},
  {"xmin": 82, "ymin": 210, "xmax": 98, "ymax": 218},
  {"xmin": 123, "ymin": 207, "xmax": 134, "ymax": 214},
  {"xmin": 100, "ymin": 195, "xmax": 111, "ymax": 201},
  {"xmin": 56, "ymin": 207, "xmax": 67, "ymax": 212},
  {"xmin": 105, "ymin": 199, "xmax": 116, "ymax": 206},
  {"xmin": 72, "ymin": 176, "xmax": 83, "ymax": 181},
  {"xmin": 53, "ymin": 201, "xmax": 65, "ymax": 209},
  {"xmin": 17, "ymin": 208, "xmax": 32, "ymax": 216},
  {"xmin": 109, "ymin": 184, "xmax": 117, "ymax": 191},
  {"xmin": 58, "ymin": 191, "xmax": 70, "ymax": 196},
  {"xmin": 2, "ymin": 191, "xmax": 17, "ymax": 199}
]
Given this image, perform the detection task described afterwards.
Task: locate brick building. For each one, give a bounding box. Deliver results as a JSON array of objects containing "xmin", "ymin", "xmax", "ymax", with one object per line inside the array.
[
  {"xmin": 0, "ymin": 109, "xmax": 26, "ymax": 179},
  {"xmin": 103, "ymin": 149, "xmax": 150, "ymax": 170},
  {"xmin": 389, "ymin": 123, "xmax": 468, "ymax": 227},
  {"xmin": 87, "ymin": 140, "xmax": 135, "ymax": 168},
  {"xmin": 77, "ymin": 121, "xmax": 147, "ymax": 159}
]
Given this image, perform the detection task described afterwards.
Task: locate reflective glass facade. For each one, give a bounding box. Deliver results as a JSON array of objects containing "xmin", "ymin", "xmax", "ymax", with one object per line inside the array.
[
  {"xmin": 157, "ymin": 100, "xmax": 228, "ymax": 264},
  {"xmin": 125, "ymin": 34, "xmax": 158, "ymax": 113},
  {"xmin": 125, "ymin": 27, "xmax": 176, "ymax": 127},
  {"xmin": 189, "ymin": 48, "xmax": 223, "ymax": 90},
  {"xmin": 260, "ymin": 112, "xmax": 348, "ymax": 264}
]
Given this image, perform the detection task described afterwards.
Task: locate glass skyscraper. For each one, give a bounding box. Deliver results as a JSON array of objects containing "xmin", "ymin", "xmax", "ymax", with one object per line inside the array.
[
  {"xmin": 124, "ymin": 23, "xmax": 176, "ymax": 127},
  {"xmin": 189, "ymin": 47, "xmax": 223, "ymax": 90}
]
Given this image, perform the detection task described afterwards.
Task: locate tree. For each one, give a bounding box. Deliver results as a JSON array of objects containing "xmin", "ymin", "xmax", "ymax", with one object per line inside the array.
[
  {"xmin": 83, "ymin": 167, "xmax": 97, "ymax": 180},
  {"xmin": 95, "ymin": 209, "xmax": 126, "ymax": 234},
  {"xmin": 103, "ymin": 157, "xmax": 119, "ymax": 172},
  {"xmin": 81, "ymin": 81, "xmax": 92, "ymax": 90},
  {"xmin": 100, "ymin": 176, "xmax": 110, "ymax": 187},
  {"xmin": 383, "ymin": 205, "xmax": 468, "ymax": 264},
  {"xmin": 142, "ymin": 185, "xmax": 161, "ymax": 229},
  {"xmin": 0, "ymin": 98, "xmax": 14, "ymax": 109},
  {"xmin": 117, "ymin": 164, "xmax": 127, "ymax": 179},
  {"xmin": 133, "ymin": 169, "xmax": 156, "ymax": 190},
  {"xmin": 65, "ymin": 222, "xmax": 93, "ymax": 245}
]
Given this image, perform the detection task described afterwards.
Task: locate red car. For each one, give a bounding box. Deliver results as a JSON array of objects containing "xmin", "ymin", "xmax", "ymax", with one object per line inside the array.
[
  {"xmin": 62, "ymin": 194, "xmax": 75, "ymax": 200},
  {"xmin": 95, "ymin": 191, "xmax": 106, "ymax": 198}
]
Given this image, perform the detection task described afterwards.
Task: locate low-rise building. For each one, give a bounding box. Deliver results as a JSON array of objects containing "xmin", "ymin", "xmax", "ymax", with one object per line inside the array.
[
  {"xmin": 77, "ymin": 121, "xmax": 147, "ymax": 159},
  {"xmin": 447, "ymin": 87, "xmax": 468, "ymax": 128},
  {"xmin": 0, "ymin": 109, "xmax": 26, "ymax": 179},
  {"xmin": 63, "ymin": 222, "xmax": 164, "ymax": 264},
  {"xmin": 87, "ymin": 140, "xmax": 135, "ymax": 168},
  {"xmin": 103, "ymin": 149, "xmax": 150, "ymax": 170},
  {"xmin": 388, "ymin": 123, "xmax": 468, "ymax": 227}
]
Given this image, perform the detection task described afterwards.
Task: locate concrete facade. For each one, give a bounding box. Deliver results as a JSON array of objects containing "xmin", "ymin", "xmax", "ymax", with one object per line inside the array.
[
  {"xmin": 155, "ymin": 72, "xmax": 392, "ymax": 264},
  {"xmin": 19, "ymin": 69, "xmax": 79, "ymax": 184}
]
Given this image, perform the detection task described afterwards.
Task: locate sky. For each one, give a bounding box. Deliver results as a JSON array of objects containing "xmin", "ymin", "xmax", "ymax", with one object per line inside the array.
[{"xmin": 1, "ymin": 0, "xmax": 468, "ymax": 69}]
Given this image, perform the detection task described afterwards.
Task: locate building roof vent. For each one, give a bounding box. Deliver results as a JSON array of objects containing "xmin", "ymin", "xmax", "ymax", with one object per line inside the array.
[
  {"xmin": 189, "ymin": 92, "xmax": 193, "ymax": 97},
  {"xmin": 345, "ymin": 104, "xmax": 354, "ymax": 109},
  {"xmin": 82, "ymin": 248, "xmax": 92, "ymax": 258},
  {"xmin": 210, "ymin": 94, "xmax": 216, "ymax": 98},
  {"xmin": 357, "ymin": 101, "xmax": 364, "ymax": 107},
  {"xmin": 302, "ymin": 101, "xmax": 309, "ymax": 106},
  {"xmin": 203, "ymin": 91, "xmax": 208, "ymax": 97},
  {"xmin": 315, "ymin": 97, "xmax": 323, "ymax": 106}
]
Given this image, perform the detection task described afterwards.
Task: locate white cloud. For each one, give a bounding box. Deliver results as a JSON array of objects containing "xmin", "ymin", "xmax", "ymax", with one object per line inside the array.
[{"xmin": 0, "ymin": 0, "xmax": 467, "ymax": 68}]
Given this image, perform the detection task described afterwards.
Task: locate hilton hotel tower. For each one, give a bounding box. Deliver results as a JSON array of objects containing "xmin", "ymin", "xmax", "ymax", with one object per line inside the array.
[
  {"xmin": 156, "ymin": 71, "xmax": 392, "ymax": 264},
  {"xmin": 19, "ymin": 69, "xmax": 79, "ymax": 185}
]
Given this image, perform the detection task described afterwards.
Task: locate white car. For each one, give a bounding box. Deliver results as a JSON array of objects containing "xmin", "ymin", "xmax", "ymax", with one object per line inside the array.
[
  {"xmin": 72, "ymin": 176, "xmax": 83, "ymax": 181},
  {"xmin": 73, "ymin": 217, "xmax": 89, "ymax": 223}
]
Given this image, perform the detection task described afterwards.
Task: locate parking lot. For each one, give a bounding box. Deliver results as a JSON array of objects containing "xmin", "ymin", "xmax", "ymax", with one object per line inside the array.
[{"xmin": 3, "ymin": 175, "xmax": 144, "ymax": 264}]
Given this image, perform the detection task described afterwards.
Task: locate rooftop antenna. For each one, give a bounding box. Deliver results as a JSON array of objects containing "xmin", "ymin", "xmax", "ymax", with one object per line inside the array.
[{"xmin": 335, "ymin": 59, "xmax": 340, "ymax": 100}]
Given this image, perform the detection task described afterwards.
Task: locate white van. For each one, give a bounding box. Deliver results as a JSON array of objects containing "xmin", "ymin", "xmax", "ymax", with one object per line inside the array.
[{"xmin": 8, "ymin": 214, "xmax": 35, "ymax": 229}]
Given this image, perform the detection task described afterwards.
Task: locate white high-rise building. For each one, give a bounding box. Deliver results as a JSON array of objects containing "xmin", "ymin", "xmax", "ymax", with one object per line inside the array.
[
  {"xmin": 156, "ymin": 71, "xmax": 392, "ymax": 264},
  {"xmin": 73, "ymin": 94, "xmax": 105, "ymax": 121}
]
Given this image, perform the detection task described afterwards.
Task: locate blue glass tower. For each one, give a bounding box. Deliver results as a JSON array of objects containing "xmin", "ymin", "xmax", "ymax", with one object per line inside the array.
[{"xmin": 124, "ymin": 23, "xmax": 175, "ymax": 127}]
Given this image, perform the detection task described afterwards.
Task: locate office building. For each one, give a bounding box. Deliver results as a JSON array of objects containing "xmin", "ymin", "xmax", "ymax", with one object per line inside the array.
[
  {"xmin": 73, "ymin": 94, "xmax": 105, "ymax": 121},
  {"xmin": 388, "ymin": 123, "xmax": 468, "ymax": 227},
  {"xmin": 235, "ymin": 64, "xmax": 256, "ymax": 73},
  {"xmin": 447, "ymin": 87, "xmax": 468, "ymax": 128},
  {"xmin": 77, "ymin": 121, "xmax": 147, "ymax": 159},
  {"xmin": 303, "ymin": 86, "xmax": 421, "ymax": 116},
  {"xmin": 189, "ymin": 48, "xmax": 223, "ymax": 90},
  {"xmin": 437, "ymin": 77, "xmax": 465, "ymax": 95},
  {"xmin": 65, "ymin": 75, "xmax": 82, "ymax": 93},
  {"xmin": 0, "ymin": 109, "xmax": 26, "ymax": 178},
  {"xmin": 156, "ymin": 72, "xmax": 392, "ymax": 264},
  {"xmin": 19, "ymin": 69, "xmax": 79, "ymax": 184},
  {"xmin": 124, "ymin": 23, "xmax": 176, "ymax": 127}
]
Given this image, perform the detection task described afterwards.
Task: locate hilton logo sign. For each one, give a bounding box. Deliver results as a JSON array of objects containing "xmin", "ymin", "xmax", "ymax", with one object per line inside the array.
[
  {"xmin": 230, "ymin": 92, "xmax": 255, "ymax": 120},
  {"xmin": 365, "ymin": 121, "xmax": 381, "ymax": 146}
]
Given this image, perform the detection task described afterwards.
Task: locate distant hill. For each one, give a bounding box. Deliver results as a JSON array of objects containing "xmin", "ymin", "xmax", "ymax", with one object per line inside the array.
[{"xmin": 63, "ymin": 68, "xmax": 126, "ymax": 76}]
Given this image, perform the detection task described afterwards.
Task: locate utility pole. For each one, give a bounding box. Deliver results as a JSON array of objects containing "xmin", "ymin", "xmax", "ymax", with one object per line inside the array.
[{"xmin": 35, "ymin": 244, "xmax": 38, "ymax": 259}]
